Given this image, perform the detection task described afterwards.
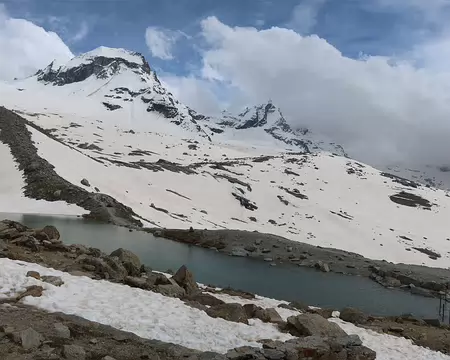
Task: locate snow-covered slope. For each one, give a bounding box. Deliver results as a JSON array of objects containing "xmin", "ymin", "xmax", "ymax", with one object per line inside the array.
[
  {"xmin": 1, "ymin": 47, "xmax": 450, "ymax": 269},
  {"xmin": 1, "ymin": 107, "xmax": 449, "ymax": 269}
]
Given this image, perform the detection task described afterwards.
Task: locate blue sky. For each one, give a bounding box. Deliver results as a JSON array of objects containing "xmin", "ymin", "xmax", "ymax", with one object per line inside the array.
[{"xmin": 3, "ymin": 0, "xmax": 448, "ymax": 76}]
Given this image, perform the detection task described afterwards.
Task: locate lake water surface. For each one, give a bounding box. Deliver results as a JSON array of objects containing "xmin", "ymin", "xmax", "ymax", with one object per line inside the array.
[{"xmin": 1, "ymin": 212, "xmax": 442, "ymax": 319}]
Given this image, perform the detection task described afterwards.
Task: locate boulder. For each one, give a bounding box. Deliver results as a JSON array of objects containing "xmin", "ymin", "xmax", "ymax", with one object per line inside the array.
[
  {"xmin": 156, "ymin": 284, "xmax": 186, "ymax": 298},
  {"xmin": 40, "ymin": 225, "xmax": 60, "ymax": 241},
  {"xmin": 231, "ymin": 247, "xmax": 248, "ymax": 257},
  {"xmin": 83, "ymin": 256, "xmax": 128, "ymax": 281},
  {"xmin": 172, "ymin": 265, "xmax": 199, "ymax": 295},
  {"xmin": 124, "ymin": 276, "xmax": 151, "ymax": 290},
  {"xmin": 206, "ymin": 303, "xmax": 249, "ymax": 324},
  {"xmin": 315, "ymin": 261, "xmax": 330, "ymax": 273},
  {"xmin": 254, "ymin": 308, "xmax": 284, "ymax": 324},
  {"xmin": 288, "ymin": 301, "xmax": 309, "ymax": 311},
  {"xmin": 12, "ymin": 328, "xmax": 43, "ymax": 350},
  {"xmin": 340, "ymin": 307, "xmax": 369, "ymax": 325},
  {"xmin": 81, "ymin": 178, "xmax": 91, "ymax": 187},
  {"xmin": 286, "ymin": 314, "xmax": 347, "ymax": 337},
  {"xmin": 110, "ymin": 248, "xmax": 142, "ymax": 276},
  {"xmin": 16, "ymin": 285, "xmax": 44, "ymax": 300},
  {"xmin": 54, "ymin": 323, "xmax": 71, "ymax": 339},
  {"xmin": 243, "ymin": 304, "xmax": 262, "ymax": 318},
  {"xmin": 308, "ymin": 308, "xmax": 335, "ymax": 319},
  {"xmin": 63, "ymin": 344, "xmax": 86, "ymax": 360},
  {"xmin": 187, "ymin": 293, "xmax": 225, "ymax": 307}
]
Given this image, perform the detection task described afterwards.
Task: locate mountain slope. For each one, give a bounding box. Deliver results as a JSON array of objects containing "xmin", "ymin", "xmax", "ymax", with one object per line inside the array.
[{"xmin": 1, "ymin": 47, "xmax": 450, "ymax": 269}]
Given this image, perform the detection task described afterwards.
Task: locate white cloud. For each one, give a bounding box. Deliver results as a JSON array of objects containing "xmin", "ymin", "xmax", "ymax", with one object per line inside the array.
[
  {"xmin": 286, "ymin": 0, "xmax": 327, "ymax": 34},
  {"xmin": 0, "ymin": 5, "xmax": 73, "ymax": 81},
  {"xmin": 71, "ymin": 21, "xmax": 89, "ymax": 43},
  {"xmin": 191, "ymin": 16, "xmax": 450, "ymax": 167},
  {"xmin": 145, "ymin": 27, "xmax": 182, "ymax": 60}
]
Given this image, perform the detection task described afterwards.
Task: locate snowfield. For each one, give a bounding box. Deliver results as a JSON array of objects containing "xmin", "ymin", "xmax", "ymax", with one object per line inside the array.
[
  {"xmin": 0, "ymin": 140, "xmax": 85, "ymax": 215},
  {"xmin": 1, "ymin": 258, "xmax": 449, "ymax": 359},
  {"xmin": 0, "ymin": 259, "xmax": 294, "ymax": 353}
]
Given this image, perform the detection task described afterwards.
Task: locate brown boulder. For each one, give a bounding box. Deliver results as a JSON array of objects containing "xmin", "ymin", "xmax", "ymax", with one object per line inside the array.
[
  {"xmin": 286, "ymin": 314, "xmax": 347, "ymax": 338},
  {"xmin": 206, "ymin": 303, "xmax": 249, "ymax": 324},
  {"xmin": 340, "ymin": 307, "xmax": 369, "ymax": 325},
  {"xmin": 187, "ymin": 293, "xmax": 225, "ymax": 307},
  {"xmin": 172, "ymin": 265, "xmax": 199, "ymax": 295}
]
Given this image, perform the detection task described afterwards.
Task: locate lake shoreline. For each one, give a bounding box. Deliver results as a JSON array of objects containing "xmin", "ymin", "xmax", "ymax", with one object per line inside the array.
[{"xmin": 144, "ymin": 227, "xmax": 450, "ymax": 299}]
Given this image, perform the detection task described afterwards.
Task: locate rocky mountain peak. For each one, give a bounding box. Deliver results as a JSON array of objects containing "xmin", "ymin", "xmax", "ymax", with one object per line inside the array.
[{"xmin": 35, "ymin": 47, "xmax": 156, "ymax": 86}]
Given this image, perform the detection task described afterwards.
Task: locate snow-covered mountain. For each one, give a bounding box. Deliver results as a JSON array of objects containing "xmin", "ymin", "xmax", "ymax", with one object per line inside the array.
[
  {"xmin": 1, "ymin": 46, "xmax": 450, "ymax": 270},
  {"xmin": 3, "ymin": 47, "xmax": 346, "ymax": 155}
]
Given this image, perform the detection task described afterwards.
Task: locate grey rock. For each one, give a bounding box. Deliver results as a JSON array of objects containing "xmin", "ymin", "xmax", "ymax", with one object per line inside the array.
[
  {"xmin": 83, "ymin": 256, "xmax": 128, "ymax": 281},
  {"xmin": 334, "ymin": 334, "xmax": 363, "ymax": 347},
  {"xmin": 254, "ymin": 308, "xmax": 284, "ymax": 324},
  {"xmin": 81, "ymin": 178, "xmax": 91, "ymax": 187},
  {"xmin": 264, "ymin": 257, "xmax": 273, "ymax": 262},
  {"xmin": 261, "ymin": 248, "xmax": 271, "ymax": 254},
  {"xmin": 63, "ymin": 344, "xmax": 86, "ymax": 359},
  {"xmin": 383, "ymin": 277, "xmax": 402, "ymax": 288},
  {"xmin": 54, "ymin": 323, "xmax": 71, "ymax": 339},
  {"xmin": 231, "ymin": 247, "xmax": 248, "ymax": 257},
  {"xmin": 287, "ymin": 314, "xmax": 347, "ymax": 337},
  {"xmin": 110, "ymin": 248, "xmax": 141, "ymax": 276},
  {"xmin": 101, "ymin": 357, "xmax": 117, "ymax": 360},
  {"xmin": 424, "ymin": 318, "xmax": 442, "ymax": 327},
  {"xmin": 156, "ymin": 284, "xmax": 186, "ymax": 298},
  {"xmin": 262, "ymin": 348, "xmax": 285, "ymax": 360},
  {"xmin": 54, "ymin": 190, "xmax": 62, "ymax": 198},
  {"xmin": 255, "ymin": 239, "xmax": 262, "ymax": 245},
  {"xmin": 347, "ymin": 345, "xmax": 377, "ymax": 360},
  {"xmin": 13, "ymin": 327, "xmax": 43, "ymax": 350},
  {"xmin": 315, "ymin": 260, "xmax": 330, "ymax": 273},
  {"xmin": 340, "ymin": 307, "xmax": 369, "ymax": 325},
  {"xmin": 410, "ymin": 286, "xmax": 433, "ymax": 297},
  {"xmin": 172, "ymin": 265, "xmax": 199, "ymax": 295},
  {"xmin": 41, "ymin": 275, "xmax": 64, "ymax": 287},
  {"xmin": 206, "ymin": 303, "xmax": 249, "ymax": 324},
  {"xmin": 184, "ymin": 300, "xmax": 208, "ymax": 312},
  {"xmin": 40, "ymin": 225, "xmax": 61, "ymax": 240},
  {"xmin": 286, "ymin": 246, "xmax": 293, "ymax": 252},
  {"xmin": 187, "ymin": 293, "xmax": 225, "ymax": 307},
  {"xmin": 226, "ymin": 346, "xmax": 260, "ymax": 360},
  {"xmin": 288, "ymin": 301, "xmax": 309, "ymax": 311},
  {"xmin": 244, "ymin": 244, "xmax": 257, "ymax": 252},
  {"xmin": 124, "ymin": 276, "xmax": 151, "ymax": 290}
]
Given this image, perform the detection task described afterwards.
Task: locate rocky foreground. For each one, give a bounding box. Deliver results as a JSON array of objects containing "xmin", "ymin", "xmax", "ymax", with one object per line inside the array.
[{"xmin": 1, "ymin": 219, "xmax": 450, "ymax": 359}]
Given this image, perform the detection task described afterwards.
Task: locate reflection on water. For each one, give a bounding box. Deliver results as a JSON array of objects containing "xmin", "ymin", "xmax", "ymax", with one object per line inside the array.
[{"xmin": 1, "ymin": 212, "xmax": 442, "ymax": 318}]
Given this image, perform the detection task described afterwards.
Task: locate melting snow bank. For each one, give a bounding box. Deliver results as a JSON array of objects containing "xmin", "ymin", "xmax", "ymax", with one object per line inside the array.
[
  {"xmin": 0, "ymin": 141, "xmax": 85, "ymax": 215},
  {"xmin": 0, "ymin": 258, "xmax": 293, "ymax": 353},
  {"xmin": 0, "ymin": 258, "xmax": 449, "ymax": 359},
  {"xmin": 330, "ymin": 319, "xmax": 450, "ymax": 360}
]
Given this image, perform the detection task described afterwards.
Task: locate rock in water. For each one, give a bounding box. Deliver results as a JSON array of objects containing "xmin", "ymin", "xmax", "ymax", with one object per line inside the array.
[
  {"xmin": 206, "ymin": 303, "xmax": 249, "ymax": 324},
  {"xmin": 339, "ymin": 307, "xmax": 369, "ymax": 324},
  {"xmin": 172, "ymin": 265, "xmax": 199, "ymax": 295},
  {"xmin": 286, "ymin": 314, "xmax": 347, "ymax": 337},
  {"xmin": 110, "ymin": 248, "xmax": 141, "ymax": 276}
]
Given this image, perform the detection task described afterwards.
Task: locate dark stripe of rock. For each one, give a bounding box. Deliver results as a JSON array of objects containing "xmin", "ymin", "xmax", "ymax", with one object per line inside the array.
[{"xmin": 0, "ymin": 107, "xmax": 142, "ymax": 227}]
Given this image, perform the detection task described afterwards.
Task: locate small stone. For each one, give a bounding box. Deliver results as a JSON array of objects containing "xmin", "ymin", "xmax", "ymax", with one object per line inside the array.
[
  {"xmin": 82, "ymin": 264, "xmax": 96, "ymax": 272},
  {"xmin": 101, "ymin": 357, "xmax": 116, "ymax": 360},
  {"xmin": 54, "ymin": 323, "xmax": 71, "ymax": 339},
  {"xmin": 315, "ymin": 261, "xmax": 330, "ymax": 272},
  {"xmin": 286, "ymin": 246, "xmax": 293, "ymax": 252},
  {"xmin": 89, "ymin": 338, "xmax": 99, "ymax": 344},
  {"xmin": 81, "ymin": 178, "xmax": 91, "ymax": 187},
  {"xmin": 26, "ymin": 271, "xmax": 41, "ymax": 280},
  {"xmin": 63, "ymin": 344, "xmax": 86, "ymax": 360},
  {"xmin": 261, "ymin": 248, "xmax": 271, "ymax": 254},
  {"xmin": 389, "ymin": 326, "xmax": 404, "ymax": 333},
  {"xmin": 264, "ymin": 257, "xmax": 273, "ymax": 262},
  {"xmin": 54, "ymin": 190, "xmax": 62, "ymax": 198},
  {"xmin": 263, "ymin": 348, "xmax": 285, "ymax": 360},
  {"xmin": 255, "ymin": 239, "xmax": 262, "ymax": 245},
  {"xmin": 41, "ymin": 276, "xmax": 64, "ymax": 287}
]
